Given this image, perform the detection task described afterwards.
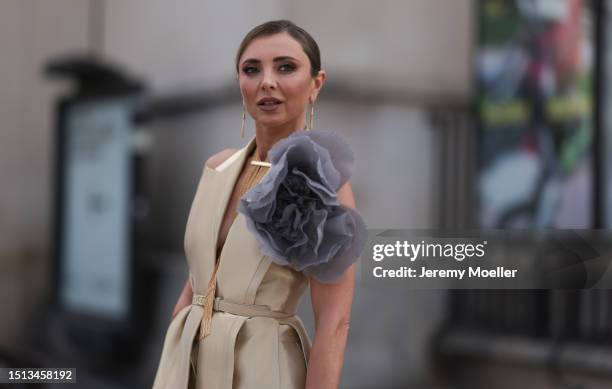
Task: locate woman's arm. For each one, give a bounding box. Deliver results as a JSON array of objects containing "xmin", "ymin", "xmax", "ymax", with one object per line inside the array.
[{"xmin": 305, "ymin": 181, "xmax": 357, "ymax": 389}]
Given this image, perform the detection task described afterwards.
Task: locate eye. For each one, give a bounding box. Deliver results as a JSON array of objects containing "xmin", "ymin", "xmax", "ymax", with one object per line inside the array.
[
  {"xmin": 242, "ymin": 66, "xmax": 258, "ymax": 74},
  {"xmin": 279, "ymin": 63, "xmax": 296, "ymax": 72}
]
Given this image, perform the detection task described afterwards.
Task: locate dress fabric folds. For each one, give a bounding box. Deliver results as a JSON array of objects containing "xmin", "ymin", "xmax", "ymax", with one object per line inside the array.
[{"xmin": 153, "ymin": 137, "xmax": 311, "ymax": 389}]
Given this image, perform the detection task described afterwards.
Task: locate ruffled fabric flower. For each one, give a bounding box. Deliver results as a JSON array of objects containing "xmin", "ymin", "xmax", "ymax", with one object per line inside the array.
[{"xmin": 237, "ymin": 130, "xmax": 367, "ymax": 283}]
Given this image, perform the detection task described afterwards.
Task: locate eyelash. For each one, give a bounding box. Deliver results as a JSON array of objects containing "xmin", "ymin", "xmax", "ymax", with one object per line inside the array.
[{"xmin": 242, "ymin": 63, "xmax": 296, "ymax": 74}]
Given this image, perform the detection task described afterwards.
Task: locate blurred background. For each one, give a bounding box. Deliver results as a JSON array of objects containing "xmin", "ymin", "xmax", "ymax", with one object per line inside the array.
[{"xmin": 1, "ymin": 0, "xmax": 612, "ymax": 388}]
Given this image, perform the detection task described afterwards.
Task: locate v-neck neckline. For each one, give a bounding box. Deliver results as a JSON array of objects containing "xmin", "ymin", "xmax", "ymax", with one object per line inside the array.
[{"xmin": 212, "ymin": 136, "xmax": 258, "ymax": 263}]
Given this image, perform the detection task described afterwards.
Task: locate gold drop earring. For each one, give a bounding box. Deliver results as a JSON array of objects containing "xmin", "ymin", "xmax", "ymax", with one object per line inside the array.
[
  {"xmin": 241, "ymin": 102, "xmax": 246, "ymax": 138},
  {"xmin": 306, "ymin": 100, "xmax": 315, "ymax": 131}
]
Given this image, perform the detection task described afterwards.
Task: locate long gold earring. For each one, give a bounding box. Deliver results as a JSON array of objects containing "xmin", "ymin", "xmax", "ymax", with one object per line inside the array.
[
  {"xmin": 309, "ymin": 101, "xmax": 315, "ymax": 130},
  {"xmin": 241, "ymin": 103, "xmax": 246, "ymax": 138}
]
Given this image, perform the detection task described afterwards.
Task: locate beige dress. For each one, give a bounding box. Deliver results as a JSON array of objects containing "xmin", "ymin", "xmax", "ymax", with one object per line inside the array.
[{"xmin": 153, "ymin": 137, "xmax": 311, "ymax": 389}]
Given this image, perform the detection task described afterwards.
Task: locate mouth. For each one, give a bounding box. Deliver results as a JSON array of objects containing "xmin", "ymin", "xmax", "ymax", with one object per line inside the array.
[
  {"xmin": 256, "ymin": 97, "xmax": 283, "ymax": 112},
  {"xmin": 257, "ymin": 97, "xmax": 283, "ymax": 106}
]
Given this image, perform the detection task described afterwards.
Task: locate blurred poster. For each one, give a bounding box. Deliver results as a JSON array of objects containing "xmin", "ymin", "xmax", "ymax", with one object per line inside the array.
[
  {"xmin": 60, "ymin": 98, "xmax": 133, "ymax": 320},
  {"xmin": 476, "ymin": 0, "xmax": 594, "ymax": 228}
]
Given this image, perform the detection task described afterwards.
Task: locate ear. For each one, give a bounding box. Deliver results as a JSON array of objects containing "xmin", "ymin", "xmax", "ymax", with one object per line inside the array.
[{"xmin": 310, "ymin": 70, "xmax": 327, "ymax": 103}]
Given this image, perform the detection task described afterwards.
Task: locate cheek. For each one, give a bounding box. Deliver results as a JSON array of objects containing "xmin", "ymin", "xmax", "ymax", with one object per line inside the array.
[
  {"xmin": 239, "ymin": 80, "xmax": 258, "ymax": 100},
  {"xmin": 283, "ymin": 79, "xmax": 312, "ymax": 109}
]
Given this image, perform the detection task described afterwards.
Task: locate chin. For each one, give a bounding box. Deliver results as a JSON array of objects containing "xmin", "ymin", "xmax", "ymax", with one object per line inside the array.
[{"xmin": 256, "ymin": 116, "xmax": 288, "ymax": 128}]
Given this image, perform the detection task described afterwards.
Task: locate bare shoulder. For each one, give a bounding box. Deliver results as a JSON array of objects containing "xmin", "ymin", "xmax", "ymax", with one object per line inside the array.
[
  {"xmin": 205, "ymin": 148, "xmax": 238, "ymax": 170},
  {"xmin": 337, "ymin": 181, "xmax": 357, "ymax": 209}
]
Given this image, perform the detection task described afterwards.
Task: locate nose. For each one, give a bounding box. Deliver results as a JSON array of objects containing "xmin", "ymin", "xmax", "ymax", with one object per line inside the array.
[{"xmin": 260, "ymin": 67, "xmax": 277, "ymax": 91}]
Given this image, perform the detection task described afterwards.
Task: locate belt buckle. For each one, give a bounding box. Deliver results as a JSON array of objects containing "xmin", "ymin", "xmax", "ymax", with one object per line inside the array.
[{"xmin": 192, "ymin": 294, "xmax": 205, "ymax": 306}]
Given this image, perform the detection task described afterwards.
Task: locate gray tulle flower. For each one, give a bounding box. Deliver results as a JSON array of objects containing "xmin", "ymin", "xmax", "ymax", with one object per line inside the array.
[{"xmin": 237, "ymin": 130, "xmax": 367, "ymax": 283}]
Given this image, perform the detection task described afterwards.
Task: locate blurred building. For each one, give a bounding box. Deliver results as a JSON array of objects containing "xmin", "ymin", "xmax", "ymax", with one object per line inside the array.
[{"xmin": 1, "ymin": 0, "xmax": 611, "ymax": 388}]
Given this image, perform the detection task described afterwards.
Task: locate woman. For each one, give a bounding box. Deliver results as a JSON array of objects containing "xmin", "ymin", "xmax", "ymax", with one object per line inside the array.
[{"xmin": 153, "ymin": 20, "xmax": 365, "ymax": 389}]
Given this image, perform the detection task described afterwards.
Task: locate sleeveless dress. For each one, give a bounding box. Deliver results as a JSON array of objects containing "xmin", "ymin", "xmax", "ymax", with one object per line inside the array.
[{"xmin": 153, "ymin": 136, "xmax": 311, "ymax": 389}]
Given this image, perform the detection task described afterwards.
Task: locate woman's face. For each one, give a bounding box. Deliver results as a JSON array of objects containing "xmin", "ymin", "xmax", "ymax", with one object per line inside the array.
[{"xmin": 238, "ymin": 32, "xmax": 325, "ymax": 130}]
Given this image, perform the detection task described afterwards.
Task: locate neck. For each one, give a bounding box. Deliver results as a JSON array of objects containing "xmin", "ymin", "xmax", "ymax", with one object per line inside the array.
[{"xmin": 253, "ymin": 115, "xmax": 307, "ymax": 161}]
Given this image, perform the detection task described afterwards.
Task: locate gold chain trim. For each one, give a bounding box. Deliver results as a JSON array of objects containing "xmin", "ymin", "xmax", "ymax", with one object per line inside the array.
[{"xmin": 197, "ymin": 146, "xmax": 269, "ymax": 341}]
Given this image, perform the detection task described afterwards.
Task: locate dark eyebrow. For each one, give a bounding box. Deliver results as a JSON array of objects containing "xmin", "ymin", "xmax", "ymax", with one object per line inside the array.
[{"xmin": 241, "ymin": 56, "xmax": 299, "ymax": 66}]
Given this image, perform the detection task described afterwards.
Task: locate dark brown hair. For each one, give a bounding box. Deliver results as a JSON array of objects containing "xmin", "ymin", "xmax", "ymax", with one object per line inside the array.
[{"xmin": 235, "ymin": 20, "xmax": 321, "ymax": 78}]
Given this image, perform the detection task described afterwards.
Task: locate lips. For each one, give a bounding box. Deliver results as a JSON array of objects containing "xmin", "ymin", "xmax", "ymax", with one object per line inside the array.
[
  {"xmin": 257, "ymin": 97, "xmax": 283, "ymax": 106},
  {"xmin": 257, "ymin": 97, "xmax": 283, "ymax": 112}
]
